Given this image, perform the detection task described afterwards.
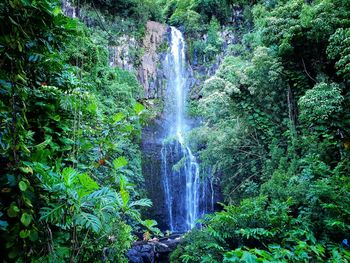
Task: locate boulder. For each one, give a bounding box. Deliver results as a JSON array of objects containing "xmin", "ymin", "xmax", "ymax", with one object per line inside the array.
[{"xmin": 127, "ymin": 236, "xmax": 183, "ymax": 263}]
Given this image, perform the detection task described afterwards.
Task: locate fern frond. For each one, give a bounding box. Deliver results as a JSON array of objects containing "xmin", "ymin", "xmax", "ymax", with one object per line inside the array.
[
  {"xmin": 74, "ymin": 212, "xmax": 102, "ymax": 233},
  {"xmin": 40, "ymin": 204, "xmax": 66, "ymax": 224},
  {"xmin": 62, "ymin": 167, "xmax": 79, "ymax": 187},
  {"xmin": 129, "ymin": 198, "xmax": 152, "ymax": 208}
]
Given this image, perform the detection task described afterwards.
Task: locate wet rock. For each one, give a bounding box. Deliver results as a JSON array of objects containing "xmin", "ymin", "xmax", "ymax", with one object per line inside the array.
[{"xmin": 127, "ymin": 236, "xmax": 183, "ymax": 263}]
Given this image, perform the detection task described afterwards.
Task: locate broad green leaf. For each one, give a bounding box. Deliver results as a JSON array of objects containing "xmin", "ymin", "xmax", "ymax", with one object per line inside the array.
[
  {"xmin": 134, "ymin": 102, "xmax": 145, "ymax": 115},
  {"xmin": 62, "ymin": 167, "xmax": 79, "ymax": 187},
  {"xmin": 112, "ymin": 112, "xmax": 125, "ymax": 123},
  {"xmin": 77, "ymin": 173, "xmax": 99, "ymax": 198},
  {"xmin": 19, "ymin": 230, "xmax": 29, "ymax": 238},
  {"xmin": 20, "ymin": 213, "xmax": 32, "ymax": 227},
  {"xmin": 18, "ymin": 181, "xmax": 28, "ymax": 191},
  {"xmin": 40, "ymin": 204, "xmax": 65, "ymax": 223},
  {"xmin": 241, "ymin": 251, "xmax": 257, "ymax": 263},
  {"xmin": 113, "ymin": 156, "xmax": 128, "ymax": 170},
  {"xmin": 142, "ymin": 219, "xmax": 157, "ymax": 228},
  {"xmin": 120, "ymin": 189, "xmax": 130, "ymax": 207},
  {"xmin": 130, "ymin": 198, "xmax": 152, "ymax": 208},
  {"xmin": 224, "ymin": 249, "xmax": 242, "ymax": 262},
  {"xmin": 7, "ymin": 203, "xmax": 20, "ymax": 218}
]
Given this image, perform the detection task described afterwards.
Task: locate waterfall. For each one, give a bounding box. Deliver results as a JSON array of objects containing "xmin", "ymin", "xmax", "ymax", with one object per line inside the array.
[
  {"xmin": 160, "ymin": 27, "xmax": 212, "ymax": 232},
  {"xmin": 61, "ymin": 0, "xmax": 78, "ymax": 18}
]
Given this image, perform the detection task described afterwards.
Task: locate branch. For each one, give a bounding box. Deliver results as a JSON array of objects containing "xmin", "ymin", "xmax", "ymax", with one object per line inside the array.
[{"xmin": 301, "ymin": 57, "xmax": 317, "ymax": 83}]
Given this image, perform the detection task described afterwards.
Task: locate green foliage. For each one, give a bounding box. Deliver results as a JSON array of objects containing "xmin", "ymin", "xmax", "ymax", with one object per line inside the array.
[
  {"xmin": 0, "ymin": 0, "xmax": 154, "ymax": 261},
  {"xmin": 172, "ymin": 0, "xmax": 350, "ymax": 262},
  {"xmin": 190, "ymin": 17, "xmax": 223, "ymax": 63},
  {"xmin": 141, "ymin": 219, "xmax": 163, "ymax": 237},
  {"xmin": 327, "ymin": 28, "xmax": 350, "ymax": 80},
  {"xmin": 299, "ymin": 82, "xmax": 343, "ymax": 124},
  {"xmin": 82, "ymin": 0, "xmax": 162, "ymax": 24},
  {"xmin": 163, "ymin": 0, "xmax": 233, "ymax": 29},
  {"xmin": 191, "ymin": 0, "xmax": 231, "ymax": 24},
  {"xmin": 2, "ymin": 0, "xmax": 350, "ymax": 261}
]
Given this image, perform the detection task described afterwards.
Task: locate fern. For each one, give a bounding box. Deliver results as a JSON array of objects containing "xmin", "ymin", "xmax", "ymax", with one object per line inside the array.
[
  {"xmin": 74, "ymin": 212, "xmax": 102, "ymax": 233},
  {"xmin": 87, "ymin": 187, "xmax": 113, "ymax": 199},
  {"xmin": 62, "ymin": 167, "xmax": 79, "ymax": 187},
  {"xmin": 129, "ymin": 198, "xmax": 152, "ymax": 208},
  {"xmin": 76, "ymin": 172, "xmax": 99, "ymax": 198},
  {"xmin": 113, "ymin": 156, "xmax": 128, "ymax": 170},
  {"xmin": 39, "ymin": 204, "xmax": 66, "ymax": 224}
]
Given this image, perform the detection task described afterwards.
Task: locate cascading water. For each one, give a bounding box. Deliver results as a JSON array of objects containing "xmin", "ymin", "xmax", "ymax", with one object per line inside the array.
[{"xmin": 160, "ymin": 27, "xmax": 213, "ymax": 232}]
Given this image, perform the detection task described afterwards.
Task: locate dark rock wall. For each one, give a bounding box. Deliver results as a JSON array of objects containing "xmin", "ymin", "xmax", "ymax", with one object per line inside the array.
[{"xmin": 141, "ymin": 119, "xmax": 169, "ymax": 230}]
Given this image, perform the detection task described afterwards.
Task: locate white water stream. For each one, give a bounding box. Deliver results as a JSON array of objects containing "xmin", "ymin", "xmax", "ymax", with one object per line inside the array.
[{"xmin": 161, "ymin": 27, "xmax": 202, "ymax": 231}]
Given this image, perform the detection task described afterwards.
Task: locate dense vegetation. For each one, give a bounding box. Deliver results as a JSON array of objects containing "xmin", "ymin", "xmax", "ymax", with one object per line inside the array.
[
  {"xmin": 0, "ymin": 0, "xmax": 160, "ymax": 261},
  {"xmin": 171, "ymin": 0, "xmax": 350, "ymax": 262},
  {"xmin": 1, "ymin": 0, "xmax": 350, "ymax": 262}
]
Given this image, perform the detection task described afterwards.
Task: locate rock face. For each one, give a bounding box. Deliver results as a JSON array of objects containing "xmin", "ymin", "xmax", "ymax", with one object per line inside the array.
[
  {"xmin": 127, "ymin": 236, "xmax": 183, "ymax": 263},
  {"xmin": 108, "ymin": 21, "xmax": 169, "ymax": 99},
  {"xmin": 138, "ymin": 21, "xmax": 168, "ymax": 98}
]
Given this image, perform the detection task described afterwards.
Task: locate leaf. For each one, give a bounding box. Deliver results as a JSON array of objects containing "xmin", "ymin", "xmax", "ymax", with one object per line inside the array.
[
  {"xmin": 18, "ymin": 181, "xmax": 28, "ymax": 191},
  {"xmin": 53, "ymin": 6, "xmax": 61, "ymax": 16},
  {"xmin": 20, "ymin": 143, "xmax": 30, "ymax": 153},
  {"xmin": 0, "ymin": 220, "xmax": 8, "ymax": 231},
  {"xmin": 75, "ymin": 212, "xmax": 102, "ymax": 233},
  {"xmin": 88, "ymin": 187, "xmax": 113, "ymax": 199},
  {"xmin": 113, "ymin": 156, "xmax": 128, "ymax": 170},
  {"xmin": 8, "ymin": 16, "xmax": 19, "ymax": 26},
  {"xmin": 40, "ymin": 204, "xmax": 65, "ymax": 224},
  {"xmin": 62, "ymin": 167, "xmax": 79, "ymax": 187},
  {"xmin": 142, "ymin": 219, "xmax": 157, "ymax": 228},
  {"xmin": 35, "ymin": 137, "xmax": 52, "ymax": 150},
  {"xmin": 7, "ymin": 203, "xmax": 20, "ymax": 218},
  {"xmin": 120, "ymin": 189, "xmax": 130, "ymax": 207},
  {"xmin": 20, "ymin": 213, "xmax": 32, "ymax": 227},
  {"xmin": 19, "ymin": 166, "xmax": 33, "ymax": 174},
  {"xmin": 224, "ymin": 249, "xmax": 242, "ymax": 262},
  {"xmin": 123, "ymin": 124, "xmax": 134, "ymax": 132},
  {"xmin": 19, "ymin": 230, "xmax": 29, "ymax": 238},
  {"xmin": 241, "ymin": 251, "xmax": 258, "ymax": 263},
  {"xmin": 77, "ymin": 173, "xmax": 99, "ymax": 198},
  {"xmin": 130, "ymin": 198, "xmax": 152, "ymax": 208},
  {"xmin": 23, "ymin": 196, "xmax": 33, "ymax": 208},
  {"xmin": 6, "ymin": 174, "xmax": 16, "ymax": 187},
  {"xmin": 8, "ymin": 249, "xmax": 18, "ymax": 259},
  {"xmin": 134, "ymin": 102, "xmax": 145, "ymax": 115},
  {"xmin": 112, "ymin": 112, "xmax": 125, "ymax": 123}
]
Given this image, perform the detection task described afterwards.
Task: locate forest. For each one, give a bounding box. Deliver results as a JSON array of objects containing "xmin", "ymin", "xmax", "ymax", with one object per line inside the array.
[{"xmin": 0, "ymin": 0, "xmax": 350, "ymax": 262}]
